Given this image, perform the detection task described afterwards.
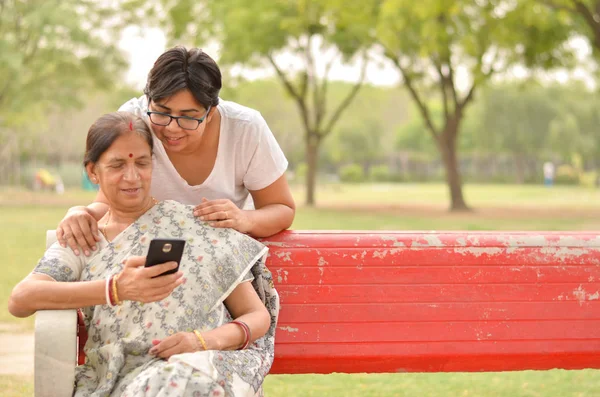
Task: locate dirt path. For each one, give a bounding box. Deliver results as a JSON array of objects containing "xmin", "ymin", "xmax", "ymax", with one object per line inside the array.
[{"xmin": 0, "ymin": 324, "xmax": 33, "ymax": 375}]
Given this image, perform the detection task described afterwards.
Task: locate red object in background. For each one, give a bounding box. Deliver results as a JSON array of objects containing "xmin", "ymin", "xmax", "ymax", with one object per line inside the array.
[{"xmin": 76, "ymin": 231, "xmax": 600, "ymax": 373}]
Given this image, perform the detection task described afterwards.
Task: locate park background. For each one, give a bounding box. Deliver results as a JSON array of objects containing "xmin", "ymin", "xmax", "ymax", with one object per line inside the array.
[{"xmin": 2, "ymin": 0, "xmax": 600, "ymax": 395}]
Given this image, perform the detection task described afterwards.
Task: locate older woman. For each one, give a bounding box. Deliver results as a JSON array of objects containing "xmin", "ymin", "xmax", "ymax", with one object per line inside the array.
[{"xmin": 8, "ymin": 112, "xmax": 279, "ymax": 397}]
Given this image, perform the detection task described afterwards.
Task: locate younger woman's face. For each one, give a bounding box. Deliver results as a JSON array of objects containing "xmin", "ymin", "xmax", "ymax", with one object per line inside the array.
[
  {"xmin": 87, "ymin": 132, "xmax": 153, "ymax": 211},
  {"xmin": 148, "ymin": 89, "xmax": 213, "ymax": 154}
]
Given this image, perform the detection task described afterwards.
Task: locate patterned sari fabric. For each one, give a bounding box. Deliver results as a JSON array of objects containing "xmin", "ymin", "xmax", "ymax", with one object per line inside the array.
[{"xmin": 33, "ymin": 200, "xmax": 279, "ymax": 397}]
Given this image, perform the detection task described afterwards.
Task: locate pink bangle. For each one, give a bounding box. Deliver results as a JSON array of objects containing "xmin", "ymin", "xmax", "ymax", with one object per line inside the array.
[{"xmin": 231, "ymin": 320, "xmax": 251, "ymax": 350}]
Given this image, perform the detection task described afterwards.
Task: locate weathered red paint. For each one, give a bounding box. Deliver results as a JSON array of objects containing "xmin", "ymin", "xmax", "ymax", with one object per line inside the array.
[
  {"xmin": 264, "ymin": 231, "xmax": 600, "ymax": 374},
  {"xmin": 75, "ymin": 231, "xmax": 600, "ymax": 373}
]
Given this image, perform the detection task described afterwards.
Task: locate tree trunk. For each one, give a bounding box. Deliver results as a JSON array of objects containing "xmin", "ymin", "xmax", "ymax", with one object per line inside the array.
[
  {"xmin": 305, "ymin": 134, "xmax": 320, "ymax": 207},
  {"xmin": 438, "ymin": 124, "xmax": 470, "ymax": 212}
]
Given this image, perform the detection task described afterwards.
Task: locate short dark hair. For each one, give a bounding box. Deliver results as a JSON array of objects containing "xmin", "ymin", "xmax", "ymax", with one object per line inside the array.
[
  {"xmin": 144, "ymin": 46, "xmax": 222, "ymax": 109},
  {"xmin": 83, "ymin": 112, "xmax": 153, "ymax": 166}
]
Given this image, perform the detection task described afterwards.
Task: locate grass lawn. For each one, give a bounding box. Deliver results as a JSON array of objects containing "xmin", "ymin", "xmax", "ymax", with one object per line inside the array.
[
  {"xmin": 2, "ymin": 370, "xmax": 600, "ymax": 397},
  {"xmin": 1, "ymin": 183, "xmax": 599, "ymax": 396}
]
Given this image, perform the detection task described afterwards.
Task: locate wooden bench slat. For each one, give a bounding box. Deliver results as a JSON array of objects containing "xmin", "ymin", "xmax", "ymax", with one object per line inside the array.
[
  {"xmin": 277, "ymin": 302, "xmax": 600, "ymax": 322},
  {"xmin": 272, "ymin": 266, "xmax": 600, "ymax": 284},
  {"xmin": 268, "ymin": 248, "xmax": 600, "ymax": 267},
  {"xmin": 277, "ymin": 283, "xmax": 600, "ymax": 304},
  {"xmin": 276, "ymin": 320, "xmax": 600, "ymax": 343},
  {"xmin": 264, "ymin": 231, "xmax": 600, "ymax": 249}
]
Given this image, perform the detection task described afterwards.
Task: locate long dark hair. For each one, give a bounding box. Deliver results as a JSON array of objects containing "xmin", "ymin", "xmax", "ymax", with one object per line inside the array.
[
  {"xmin": 83, "ymin": 112, "xmax": 153, "ymax": 166},
  {"xmin": 144, "ymin": 46, "xmax": 222, "ymax": 109}
]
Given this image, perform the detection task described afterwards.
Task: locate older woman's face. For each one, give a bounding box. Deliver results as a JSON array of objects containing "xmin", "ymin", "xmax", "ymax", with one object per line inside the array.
[{"xmin": 90, "ymin": 132, "xmax": 153, "ymax": 210}]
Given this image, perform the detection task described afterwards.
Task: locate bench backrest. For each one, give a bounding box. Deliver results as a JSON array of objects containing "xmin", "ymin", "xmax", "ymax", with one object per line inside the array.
[{"xmin": 264, "ymin": 231, "xmax": 600, "ymax": 374}]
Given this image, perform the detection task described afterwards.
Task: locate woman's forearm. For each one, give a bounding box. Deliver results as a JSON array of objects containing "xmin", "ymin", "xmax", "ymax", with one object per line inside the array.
[
  {"xmin": 245, "ymin": 204, "xmax": 294, "ymax": 238},
  {"xmin": 201, "ymin": 308, "xmax": 271, "ymax": 350},
  {"xmin": 8, "ymin": 277, "xmax": 106, "ymax": 318}
]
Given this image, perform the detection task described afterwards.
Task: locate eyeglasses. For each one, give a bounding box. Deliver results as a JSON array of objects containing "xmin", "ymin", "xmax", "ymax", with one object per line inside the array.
[{"xmin": 146, "ymin": 106, "xmax": 211, "ymax": 130}]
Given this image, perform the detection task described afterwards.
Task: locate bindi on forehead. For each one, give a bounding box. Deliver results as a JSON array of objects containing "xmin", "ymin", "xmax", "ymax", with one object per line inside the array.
[{"xmin": 129, "ymin": 153, "xmax": 133, "ymax": 158}]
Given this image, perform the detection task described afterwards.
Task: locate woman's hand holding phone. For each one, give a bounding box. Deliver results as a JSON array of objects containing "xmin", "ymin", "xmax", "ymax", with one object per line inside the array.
[{"xmin": 116, "ymin": 256, "xmax": 184, "ymax": 303}]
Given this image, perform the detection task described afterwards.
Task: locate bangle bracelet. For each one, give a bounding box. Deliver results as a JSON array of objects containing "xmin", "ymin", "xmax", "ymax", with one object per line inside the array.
[
  {"xmin": 111, "ymin": 273, "xmax": 122, "ymax": 305},
  {"xmin": 193, "ymin": 330, "xmax": 208, "ymax": 351},
  {"xmin": 231, "ymin": 320, "xmax": 251, "ymax": 350},
  {"xmin": 105, "ymin": 275, "xmax": 114, "ymax": 306}
]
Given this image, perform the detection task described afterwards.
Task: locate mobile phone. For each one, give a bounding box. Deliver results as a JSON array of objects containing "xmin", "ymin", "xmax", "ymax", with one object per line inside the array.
[{"xmin": 145, "ymin": 239, "xmax": 186, "ymax": 277}]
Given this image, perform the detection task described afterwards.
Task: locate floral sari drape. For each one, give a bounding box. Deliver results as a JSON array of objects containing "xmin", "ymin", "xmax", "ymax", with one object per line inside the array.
[{"xmin": 34, "ymin": 200, "xmax": 279, "ymax": 397}]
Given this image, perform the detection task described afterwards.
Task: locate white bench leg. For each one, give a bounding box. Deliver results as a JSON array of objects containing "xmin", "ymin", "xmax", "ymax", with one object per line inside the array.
[{"xmin": 34, "ymin": 310, "xmax": 77, "ymax": 397}]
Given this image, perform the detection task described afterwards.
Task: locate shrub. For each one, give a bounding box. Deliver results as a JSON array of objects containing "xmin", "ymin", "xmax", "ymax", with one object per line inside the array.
[
  {"xmin": 369, "ymin": 165, "xmax": 391, "ymax": 182},
  {"xmin": 339, "ymin": 164, "xmax": 365, "ymax": 183},
  {"xmin": 554, "ymin": 164, "xmax": 579, "ymax": 185}
]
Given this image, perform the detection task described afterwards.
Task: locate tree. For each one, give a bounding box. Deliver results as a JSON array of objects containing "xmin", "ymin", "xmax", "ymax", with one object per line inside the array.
[
  {"xmin": 0, "ymin": 0, "xmax": 127, "ymax": 183},
  {"xmin": 541, "ymin": 1, "xmax": 600, "ymax": 54},
  {"xmin": 374, "ymin": 0, "xmax": 573, "ymax": 210},
  {"xmin": 163, "ymin": 0, "xmax": 377, "ymax": 206},
  {"xmin": 467, "ymin": 84, "xmax": 557, "ymax": 183}
]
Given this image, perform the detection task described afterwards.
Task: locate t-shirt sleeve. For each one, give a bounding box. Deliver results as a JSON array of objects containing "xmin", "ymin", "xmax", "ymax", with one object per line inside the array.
[
  {"xmin": 32, "ymin": 242, "xmax": 85, "ymax": 282},
  {"xmin": 242, "ymin": 113, "xmax": 289, "ymax": 191},
  {"xmin": 118, "ymin": 95, "xmax": 147, "ymax": 118}
]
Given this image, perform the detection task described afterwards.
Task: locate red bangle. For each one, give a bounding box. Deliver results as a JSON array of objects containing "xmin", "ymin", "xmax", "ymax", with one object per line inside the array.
[
  {"xmin": 231, "ymin": 320, "xmax": 251, "ymax": 350},
  {"xmin": 108, "ymin": 276, "xmax": 116, "ymax": 306}
]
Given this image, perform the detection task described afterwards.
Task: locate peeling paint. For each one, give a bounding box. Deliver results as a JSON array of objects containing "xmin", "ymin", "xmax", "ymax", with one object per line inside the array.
[
  {"xmin": 275, "ymin": 251, "xmax": 292, "ymax": 262},
  {"xmin": 572, "ymin": 285, "xmax": 600, "ymax": 306},
  {"xmin": 411, "ymin": 239, "xmax": 444, "ymax": 248},
  {"xmin": 381, "ymin": 236, "xmax": 406, "ymax": 247},
  {"xmin": 264, "ymin": 241, "xmax": 307, "ymax": 248},
  {"xmin": 275, "ymin": 269, "xmax": 289, "ymax": 283},
  {"xmin": 425, "ymin": 235, "xmax": 445, "ymax": 247},
  {"xmin": 540, "ymin": 246, "xmax": 589, "ymax": 259},
  {"xmin": 456, "ymin": 238, "xmax": 467, "ymax": 247},
  {"xmin": 318, "ymin": 257, "xmax": 329, "ymax": 267},
  {"xmin": 278, "ymin": 326, "xmax": 299, "ymax": 333},
  {"xmin": 373, "ymin": 250, "xmax": 388, "ymax": 259},
  {"xmin": 457, "ymin": 247, "xmax": 504, "ymax": 257}
]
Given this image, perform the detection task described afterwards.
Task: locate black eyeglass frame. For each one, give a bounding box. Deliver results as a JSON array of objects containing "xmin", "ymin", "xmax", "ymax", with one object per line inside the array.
[{"xmin": 146, "ymin": 106, "xmax": 212, "ymax": 130}]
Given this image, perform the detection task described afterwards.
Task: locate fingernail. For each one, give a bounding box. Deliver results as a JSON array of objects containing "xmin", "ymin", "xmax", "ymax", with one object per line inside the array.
[
  {"xmin": 209, "ymin": 223, "xmax": 215, "ymax": 227},
  {"xmin": 149, "ymin": 349, "xmax": 156, "ymax": 355},
  {"xmin": 74, "ymin": 249, "xmax": 80, "ymax": 256},
  {"xmin": 84, "ymin": 250, "xmax": 90, "ymax": 256},
  {"xmin": 193, "ymin": 212, "xmax": 198, "ymax": 216},
  {"xmin": 60, "ymin": 243, "xmax": 66, "ymax": 248},
  {"xmin": 199, "ymin": 216, "xmax": 205, "ymax": 221},
  {"xmin": 92, "ymin": 246, "xmax": 97, "ymax": 251}
]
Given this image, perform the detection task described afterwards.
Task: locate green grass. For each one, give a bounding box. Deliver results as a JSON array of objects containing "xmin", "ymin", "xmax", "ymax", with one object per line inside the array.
[
  {"xmin": 294, "ymin": 183, "xmax": 600, "ymax": 209},
  {"xmin": 2, "ymin": 370, "xmax": 600, "ymax": 397},
  {"xmin": 265, "ymin": 370, "xmax": 600, "ymax": 397},
  {"xmin": 1, "ymin": 184, "xmax": 599, "ymax": 396}
]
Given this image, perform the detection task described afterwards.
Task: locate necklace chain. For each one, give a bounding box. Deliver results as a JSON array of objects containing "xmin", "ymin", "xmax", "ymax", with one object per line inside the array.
[{"xmin": 101, "ymin": 197, "xmax": 158, "ymax": 242}]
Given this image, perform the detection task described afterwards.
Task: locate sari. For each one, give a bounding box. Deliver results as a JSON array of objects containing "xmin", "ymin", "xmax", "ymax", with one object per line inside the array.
[{"xmin": 33, "ymin": 200, "xmax": 279, "ymax": 397}]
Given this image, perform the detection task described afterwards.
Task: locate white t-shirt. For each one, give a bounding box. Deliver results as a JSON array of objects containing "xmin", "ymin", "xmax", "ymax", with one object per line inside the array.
[{"xmin": 118, "ymin": 96, "xmax": 288, "ymax": 209}]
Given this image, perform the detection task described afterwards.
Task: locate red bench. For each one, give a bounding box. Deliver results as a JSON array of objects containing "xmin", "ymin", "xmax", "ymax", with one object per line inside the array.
[
  {"xmin": 35, "ymin": 230, "xmax": 600, "ymax": 395},
  {"xmin": 267, "ymin": 231, "xmax": 600, "ymax": 373}
]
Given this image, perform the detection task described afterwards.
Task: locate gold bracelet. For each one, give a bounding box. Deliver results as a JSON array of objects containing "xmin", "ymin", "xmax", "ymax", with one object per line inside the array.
[
  {"xmin": 112, "ymin": 273, "xmax": 122, "ymax": 305},
  {"xmin": 193, "ymin": 330, "xmax": 208, "ymax": 351}
]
